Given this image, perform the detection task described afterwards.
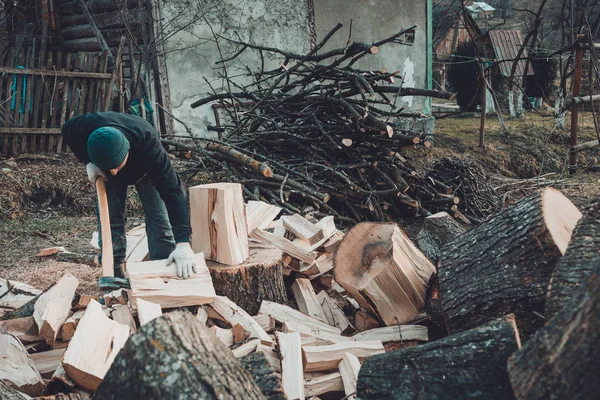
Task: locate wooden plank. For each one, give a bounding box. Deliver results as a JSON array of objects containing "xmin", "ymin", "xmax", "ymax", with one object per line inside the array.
[
  {"xmin": 282, "ymin": 214, "xmax": 324, "ymax": 245},
  {"xmin": 291, "ymin": 278, "xmax": 327, "ymax": 322},
  {"xmin": 68, "ymin": 54, "xmax": 81, "ymax": 121},
  {"xmin": 12, "ymin": 49, "xmax": 24, "ymax": 154},
  {"xmin": 0, "ymin": 127, "xmax": 62, "ymax": 134},
  {"xmin": 32, "ymin": 48, "xmax": 45, "ymax": 151},
  {"xmin": 276, "ymin": 331, "xmax": 305, "ymax": 400},
  {"xmin": 4, "ymin": 48, "xmax": 15, "ymax": 134},
  {"xmin": 85, "ymin": 54, "xmax": 99, "ymax": 113},
  {"xmin": 210, "ymin": 296, "xmax": 272, "ymax": 345},
  {"xmin": 338, "ymin": 353, "xmax": 360, "ymax": 400},
  {"xmin": 93, "ymin": 51, "xmax": 109, "ymax": 112},
  {"xmin": 40, "ymin": 50, "xmax": 53, "ymax": 135},
  {"xmin": 76, "ymin": 53, "xmax": 89, "ymax": 115},
  {"xmin": 250, "ymin": 228, "xmax": 317, "ymax": 264},
  {"xmin": 30, "ymin": 348, "xmax": 66, "ymax": 378},
  {"xmin": 97, "ymin": 50, "xmax": 110, "ymax": 112},
  {"xmin": 126, "ymin": 253, "xmax": 215, "ymax": 308},
  {"xmin": 32, "ymin": 273, "xmax": 79, "ymax": 344},
  {"xmin": 21, "ymin": 47, "xmax": 34, "ymax": 153},
  {"xmin": 0, "ymin": 66, "xmax": 112, "ymax": 79},
  {"xmin": 103, "ymin": 36, "xmax": 124, "ymax": 111},
  {"xmin": 302, "ymin": 341, "xmax": 385, "ymax": 372},
  {"xmin": 304, "ymin": 371, "xmax": 344, "ymax": 398},
  {"xmin": 110, "ymin": 305, "xmax": 137, "ymax": 334},
  {"xmin": 56, "ymin": 53, "xmax": 71, "ymax": 153},
  {"xmin": 62, "ymin": 299, "xmax": 129, "ymax": 391},
  {"xmin": 136, "ymin": 298, "xmax": 162, "ymax": 326},
  {"xmin": 316, "ymin": 291, "xmax": 354, "ymax": 333},
  {"xmin": 0, "ymin": 332, "xmax": 45, "ymax": 396},
  {"xmin": 0, "ymin": 49, "xmax": 7, "ymax": 153},
  {"xmin": 79, "ymin": 0, "xmax": 114, "ymax": 59},
  {"xmin": 46, "ymin": 51, "xmax": 62, "ymax": 151},
  {"xmin": 246, "ymin": 200, "xmax": 282, "ymax": 232},
  {"xmin": 352, "ymin": 325, "xmax": 429, "ymax": 342}
]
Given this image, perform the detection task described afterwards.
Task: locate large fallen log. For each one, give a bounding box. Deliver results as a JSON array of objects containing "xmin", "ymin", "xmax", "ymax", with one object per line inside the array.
[
  {"xmin": 357, "ymin": 315, "xmax": 520, "ymax": 399},
  {"xmin": 545, "ymin": 201, "xmax": 600, "ymax": 319},
  {"xmin": 429, "ymin": 188, "xmax": 581, "ymax": 335},
  {"xmin": 93, "ymin": 312, "xmax": 265, "ymax": 399},
  {"xmin": 334, "ymin": 222, "xmax": 436, "ymax": 325},
  {"xmin": 508, "ymin": 264, "xmax": 600, "ymax": 399},
  {"xmin": 416, "ymin": 211, "xmax": 467, "ymax": 262}
]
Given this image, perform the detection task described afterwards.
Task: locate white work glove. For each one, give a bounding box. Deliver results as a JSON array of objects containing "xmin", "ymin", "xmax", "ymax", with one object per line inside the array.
[
  {"xmin": 86, "ymin": 162, "xmax": 107, "ymax": 184},
  {"xmin": 167, "ymin": 242, "xmax": 197, "ymax": 279}
]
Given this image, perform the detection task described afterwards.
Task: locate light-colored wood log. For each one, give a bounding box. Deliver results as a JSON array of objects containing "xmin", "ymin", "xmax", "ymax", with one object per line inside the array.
[
  {"xmin": 136, "ymin": 298, "xmax": 162, "ymax": 326},
  {"xmin": 33, "ymin": 273, "xmax": 79, "ymax": 343},
  {"xmin": 302, "ymin": 341, "xmax": 385, "ymax": 372},
  {"xmin": 232, "ymin": 338, "xmax": 261, "ymax": 358},
  {"xmin": 323, "ymin": 230, "xmax": 345, "ymax": 253},
  {"xmin": 0, "ymin": 332, "xmax": 44, "ymax": 396},
  {"xmin": 282, "ymin": 214, "xmax": 324, "ymax": 245},
  {"xmin": 252, "ymin": 314, "xmax": 276, "ymax": 333},
  {"xmin": 209, "ymin": 325, "xmax": 234, "ymax": 347},
  {"xmin": 316, "ymin": 291, "xmax": 354, "ymax": 333},
  {"xmin": 246, "ymin": 200, "xmax": 282, "ymax": 232},
  {"xmin": 30, "ymin": 348, "xmax": 66, "ymax": 378},
  {"xmin": 211, "ymin": 296, "xmax": 273, "ymax": 345},
  {"xmin": 303, "ymin": 253, "xmax": 335, "ymax": 279},
  {"xmin": 126, "ymin": 253, "xmax": 216, "ymax": 308},
  {"xmin": 189, "ymin": 183, "xmax": 249, "ymax": 265},
  {"xmin": 334, "ymin": 223, "xmax": 435, "ymax": 325},
  {"xmin": 60, "ymin": 310, "xmax": 85, "ymax": 341},
  {"xmin": 0, "ymin": 316, "xmax": 44, "ymax": 344},
  {"xmin": 338, "ymin": 353, "xmax": 360, "ymax": 400},
  {"xmin": 36, "ymin": 246, "xmax": 66, "ymax": 257},
  {"xmin": 304, "ymin": 371, "xmax": 344, "ymax": 397},
  {"xmin": 110, "ymin": 305, "xmax": 137, "ymax": 334},
  {"xmin": 292, "ymin": 278, "xmax": 328, "ymax": 322},
  {"xmin": 250, "ymin": 228, "xmax": 318, "ymax": 264},
  {"xmin": 0, "ymin": 279, "xmax": 41, "ymax": 309},
  {"xmin": 233, "ymin": 323, "xmax": 250, "ymax": 344},
  {"xmin": 125, "ymin": 224, "xmax": 149, "ymax": 263},
  {"xmin": 276, "ymin": 331, "xmax": 305, "ymax": 400},
  {"xmin": 63, "ymin": 299, "xmax": 130, "ymax": 391},
  {"xmin": 352, "ymin": 325, "xmax": 429, "ymax": 342},
  {"xmin": 271, "ymin": 219, "xmax": 287, "ymax": 237}
]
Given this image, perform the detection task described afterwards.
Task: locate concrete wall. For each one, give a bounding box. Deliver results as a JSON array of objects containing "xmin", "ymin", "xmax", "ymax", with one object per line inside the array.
[
  {"xmin": 164, "ymin": 0, "xmax": 311, "ymax": 137},
  {"xmin": 313, "ymin": 0, "xmax": 428, "ymax": 110}
]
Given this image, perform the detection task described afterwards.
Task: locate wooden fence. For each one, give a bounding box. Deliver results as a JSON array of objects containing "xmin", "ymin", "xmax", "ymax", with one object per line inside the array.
[{"xmin": 0, "ymin": 47, "xmax": 117, "ymax": 154}]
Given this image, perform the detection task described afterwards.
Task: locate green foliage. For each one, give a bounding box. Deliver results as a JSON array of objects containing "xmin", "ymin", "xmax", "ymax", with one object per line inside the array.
[{"xmin": 447, "ymin": 40, "xmax": 482, "ymax": 111}]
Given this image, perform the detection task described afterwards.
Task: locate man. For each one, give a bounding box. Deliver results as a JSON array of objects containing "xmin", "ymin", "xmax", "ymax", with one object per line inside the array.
[{"xmin": 62, "ymin": 111, "xmax": 196, "ymax": 279}]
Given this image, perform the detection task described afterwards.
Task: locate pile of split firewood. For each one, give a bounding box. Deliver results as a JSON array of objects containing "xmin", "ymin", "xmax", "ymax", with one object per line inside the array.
[{"xmin": 1, "ymin": 183, "xmax": 598, "ymax": 400}]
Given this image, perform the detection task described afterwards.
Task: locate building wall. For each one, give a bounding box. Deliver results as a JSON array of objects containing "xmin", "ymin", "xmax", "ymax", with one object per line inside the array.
[{"xmin": 313, "ymin": 0, "xmax": 429, "ymax": 110}]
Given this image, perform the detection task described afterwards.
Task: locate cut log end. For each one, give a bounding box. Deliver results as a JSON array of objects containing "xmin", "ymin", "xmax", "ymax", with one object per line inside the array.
[{"xmin": 542, "ymin": 187, "xmax": 582, "ymax": 255}]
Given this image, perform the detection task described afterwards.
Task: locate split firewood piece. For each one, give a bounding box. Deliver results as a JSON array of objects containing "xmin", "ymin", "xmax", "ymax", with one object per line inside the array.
[
  {"xmin": 508, "ymin": 263, "xmax": 600, "ymax": 400},
  {"xmin": 315, "ymin": 274, "xmax": 335, "ymax": 290},
  {"xmin": 136, "ymin": 298, "xmax": 162, "ymax": 326},
  {"xmin": 206, "ymin": 246, "xmax": 286, "ymax": 315},
  {"xmin": 282, "ymin": 214, "xmax": 324, "ymax": 245},
  {"xmin": 211, "ymin": 296, "xmax": 273, "ymax": 345},
  {"xmin": 0, "ymin": 332, "xmax": 44, "ymax": 396},
  {"xmin": 30, "ymin": 348, "xmax": 66, "ymax": 378},
  {"xmin": 210, "ymin": 325, "xmax": 234, "ymax": 347},
  {"xmin": 302, "ymin": 253, "xmax": 334, "ymax": 279},
  {"xmin": 303, "ymin": 341, "xmax": 385, "ymax": 372},
  {"xmin": 431, "ymin": 188, "xmax": 581, "ymax": 336},
  {"xmin": 232, "ymin": 338, "xmax": 261, "ymax": 358},
  {"xmin": 253, "ymin": 314, "xmax": 276, "ymax": 333},
  {"xmin": 250, "ymin": 228, "xmax": 318, "ymax": 264},
  {"xmin": 93, "ymin": 312, "xmax": 264, "ymax": 400},
  {"xmin": 36, "ymin": 246, "xmax": 66, "ymax": 257},
  {"xmin": 316, "ymin": 291, "xmax": 354, "ymax": 333},
  {"xmin": 125, "ymin": 224, "xmax": 149, "ymax": 263},
  {"xmin": 260, "ymin": 301, "xmax": 351, "ymax": 344},
  {"xmin": 62, "ymin": 299, "xmax": 130, "ymax": 391},
  {"xmin": 60, "ymin": 310, "xmax": 85, "ymax": 341},
  {"xmin": 110, "ymin": 305, "xmax": 137, "ymax": 335},
  {"xmin": 335, "ymin": 222, "xmax": 435, "ymax": 326},
  {"xmin": 354, "ymin": 310, "xmax": 380, "ymax": 332},
  {"xmin": 246, "ymin": 200, "xmax": 282, "ymax": 232},
  {"xmin": 339, "ymin": 353, "xmax": 361, "ymax": 400},
  {"xmin": 269, "ymin": 219, "xmax": 287, "ymax": 237},
  {"xmin": 323, "ymin": 230, "xmax": 345, "ymax": 253},
  {"xmin": 233, "ymin": 323, "xmax": 250, "ymax": 344},
  {"xmin": 0, "ymin": 279, "xmax": 41, "ymax": 309},
  {"xmin": 353, "ymin": 325, "xmax": 429, "ymax": 342},
  {"xmin": 240, "ymin": 352, "xmax": 286, "ymax": 400},
  {"xmin": 0, "ymin": 316, "xmax": 44, "ymax": 343},
  {"xmin": 44, "ymin": 363, "xmax": 76, "ymax": 396},
  {"xmin": 416, "ymin": 211, "xmax": 467, "ymax": 263},
  {"xmin": 126, "ymin": 253, "xmax": 215, "ymax": 308},
  {"xmin": 189, "ymin": 183, "xmax": 249, "ymax": 265},
  {"xmin": 545, "ymin": 200, "xmax": 600, "ymax": 319},
  {"xmin": 33, "ymin": 273, "xmax": 79, "ymax": 344},
  {"xmin": 103, "ymin": 289, "xmax": 127, "ymax": 307},
  {"xmin": 304, "ymin": 372, "xmax": 344, "ymax": 397},
  {"xmin": 276, "ymin": 331, "xmax": 305, "ymax": 400},
  {"xmin": 357, "ymin": 315, "xmax": 520, "ymax": 399},
  {"xmin": 257, "ymin": 343, "xmax": 281, "ymax": 372},
  {"xmin": 72, "ymin": 295, "xmax": 92, "ymax": 310},
  {"xmin": 197, "ymin": 307, "xmax": 209, "ymax": 325},
  {"xmin": 292, "ymin": 278, "xmax": 328, "ymax": 322}
]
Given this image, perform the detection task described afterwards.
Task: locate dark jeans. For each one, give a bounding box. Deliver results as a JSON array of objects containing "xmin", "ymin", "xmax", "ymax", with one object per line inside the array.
[{"xmin": 96, "ymin": 175, "xmax": 175, "ymax": 277}]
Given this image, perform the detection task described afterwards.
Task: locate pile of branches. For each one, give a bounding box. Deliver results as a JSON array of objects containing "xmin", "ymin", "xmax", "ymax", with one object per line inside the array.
[{"xmin": 170, "ymin": 24, "xmax": 459, "ymax": 226}]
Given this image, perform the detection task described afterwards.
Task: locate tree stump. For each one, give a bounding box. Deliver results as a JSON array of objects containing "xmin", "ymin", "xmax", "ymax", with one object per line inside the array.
[
  {"xmin": 93, "ymin": 312, "xmax": 265, "ymax": 400},
  {"xmin": 206, "ymin": 246, "xmax": 286, "ymax": 315},
  {"xmin": 357, "ymin": 315, "xmax": 520, "ymax": 400},
  {"xmin": 334, "ymin": 222, "xmax": 435, "ymax": 325},
  {"xmin": 429, "ymin": 188, "xmax": 581, "ymax": 336},
  {"xmin": 416, "ymin": 211, "xmax": 467, "ymax": 263},
  {"xmin": 545, "ymin": 200, "xmax": 600, "ymax": 319},
  {"xmin": 508, "ymin": 264, "xmax": 600, "ymax": 400},
  {"xmin": 240, "ymin": 352, "xmax": 286, "ymax": 400}
]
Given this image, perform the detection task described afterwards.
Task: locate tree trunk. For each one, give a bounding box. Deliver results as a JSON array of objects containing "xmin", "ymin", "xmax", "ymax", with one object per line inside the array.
[
  {"xmin": 240, "ymin": 353, "xmax": 286, "ymax": 400},
  {"xmin": 429, "ymin": 188, "xmax": 581, "ymax": 336},
  {"xmin": 508, "ymin": 263, "xmax": 600, "ymax": 400},
  {"xmin": 93, "ymin": 312, "xmax": 265, "ymax": 400},
  {"xmin": 357, "ymin": 315, "xmax": 520, "ymax": 400},
  {"xmin": 207, "ymin": 247, "xmax": 286, "ymax": 315},
  {"xmin": 545, "ymin": 201, "xmax": 600, "ymax": 319},
  {"xmin": 416, "ymin": 211, "xmax": 467, "ymax": 263}
]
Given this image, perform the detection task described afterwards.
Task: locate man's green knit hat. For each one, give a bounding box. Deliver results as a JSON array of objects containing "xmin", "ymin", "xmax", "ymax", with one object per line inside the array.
[{"xmin": 87, "ymin": 127, "xmax": 130, "ymax": 170}]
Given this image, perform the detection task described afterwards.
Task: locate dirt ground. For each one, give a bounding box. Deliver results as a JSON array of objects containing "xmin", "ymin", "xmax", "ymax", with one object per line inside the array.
[{"xmin": 1, "ymin": 111, "xmax": 599, "ymax": 294}]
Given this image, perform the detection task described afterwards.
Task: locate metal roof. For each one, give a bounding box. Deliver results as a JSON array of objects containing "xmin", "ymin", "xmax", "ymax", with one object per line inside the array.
[
  {"xmin": 488, "ymin": 30, "xmax": 535, "ymax": 77},
  {"xmin": 466, "ymin": 2, "xmax": 496, "ymax": 12}
]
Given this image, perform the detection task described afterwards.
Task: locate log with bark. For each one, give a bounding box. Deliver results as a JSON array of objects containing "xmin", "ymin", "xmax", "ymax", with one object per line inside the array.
[
  {"xmin": 93, "ymin": 312, "xmax": 265, "ymax": 399},
  {"xmin": 429, "ymin": 188, "xmax": 581, "ymax": 336},
  {"xmin": 416, "ymin": 211, "xmax": 467, "ymax": 262},
  {"xmin": 240, "ymin": 352, "xmax": 286, "ymax": 400},
  {"xmin": 357, "ymin": 315, "xmax": 521, "ymax": 399}
]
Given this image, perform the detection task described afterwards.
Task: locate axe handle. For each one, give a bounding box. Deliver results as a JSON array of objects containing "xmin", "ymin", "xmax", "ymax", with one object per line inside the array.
[{"xmin": 96, "ymin": 177, "xmax": 114, "ymax": 277}]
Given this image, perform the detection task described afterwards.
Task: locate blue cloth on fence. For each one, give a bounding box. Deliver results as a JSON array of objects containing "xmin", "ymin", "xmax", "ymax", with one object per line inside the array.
[{"xmin": 10, "ymin": 66, "xmax": 27, "ymax": 113}]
